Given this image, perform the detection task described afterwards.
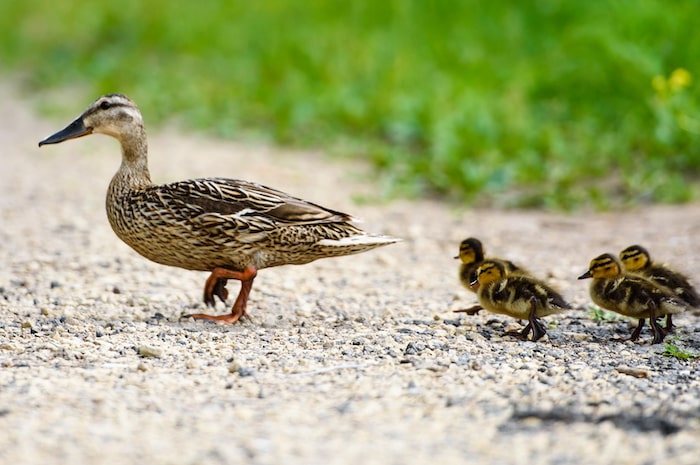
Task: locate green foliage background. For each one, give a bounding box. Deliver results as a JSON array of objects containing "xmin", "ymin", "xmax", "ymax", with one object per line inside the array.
[{"xmin": 2, "ymin": 1, "xmax": 700, "ymax": 208}]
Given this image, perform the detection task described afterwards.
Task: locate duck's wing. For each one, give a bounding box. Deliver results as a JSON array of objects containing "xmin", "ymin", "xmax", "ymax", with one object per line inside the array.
[{"xmin": 154, "ymin": 177, "xmax": 355, "ymax": 228}]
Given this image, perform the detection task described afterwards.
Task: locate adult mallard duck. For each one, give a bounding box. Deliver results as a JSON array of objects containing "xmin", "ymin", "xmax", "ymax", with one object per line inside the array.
[
  {"xmin": 578, "ymin": 253, "xmax": 688, "ymax": 344},
  {"xmin": 619, "ymin": 244, "xmax": 699, "ymax": 332},
  {"xmin": 39, "ymin": 94, "xmax": 399, "ymax": 323},
  {"xmin": 453, "ymin": 237, "xmax": 526, "ymax": 314},
  {"xmin": 471, "ymin": 259, "xmax": 570, "ymax": 341}
]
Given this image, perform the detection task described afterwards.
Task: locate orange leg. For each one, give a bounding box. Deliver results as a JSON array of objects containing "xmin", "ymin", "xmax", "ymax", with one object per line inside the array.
[{"xmin": 185, "ymin": 266, "xmax": 258, "ymax": 324}]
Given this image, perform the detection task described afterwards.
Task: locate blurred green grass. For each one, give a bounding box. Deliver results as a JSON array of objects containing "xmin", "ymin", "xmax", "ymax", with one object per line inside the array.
[{"xmin": 2, "ymin": 1, "xmax": 700, "ymax": 209}]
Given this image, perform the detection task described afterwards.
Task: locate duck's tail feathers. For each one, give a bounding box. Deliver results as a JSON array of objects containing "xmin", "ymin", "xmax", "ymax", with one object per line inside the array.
[{"xmin": 318, "ymin": 234, "xmax": 401, "ymax": 249}]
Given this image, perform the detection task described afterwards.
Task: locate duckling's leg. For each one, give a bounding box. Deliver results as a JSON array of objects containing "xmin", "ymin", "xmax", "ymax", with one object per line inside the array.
[
  {"xmin": 629, "ymin": 318, "xmax": 645, "ymax": 341},
  {"xmin": 503, "ymin": 297, "xmax": 543, "ymax": 340},
  {"xmin": 185, "ymin": 266, "xmax": 258, "ymax": 324},
  {"xmin": 665, "ymin": 314, "xmax": 675, "ymax": 333},
  {"xmin": 526, "ymin": 297, "xmax": 548, "ymax": 342},
  {"xmin": 647, "ymin": 302, "xmax": 667, "ymax": 345}
]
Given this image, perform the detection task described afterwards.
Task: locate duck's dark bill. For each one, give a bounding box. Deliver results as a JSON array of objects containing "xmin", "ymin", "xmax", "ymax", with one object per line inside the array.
[{"xmin": 39, "ymin": 118, "xmax": 92, "ymax": 146}]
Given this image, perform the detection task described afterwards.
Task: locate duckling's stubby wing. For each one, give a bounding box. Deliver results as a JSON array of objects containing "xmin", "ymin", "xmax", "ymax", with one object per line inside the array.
[{"xmin": 648, "ymin": 265, "xmax": 700, "ymax": 307}]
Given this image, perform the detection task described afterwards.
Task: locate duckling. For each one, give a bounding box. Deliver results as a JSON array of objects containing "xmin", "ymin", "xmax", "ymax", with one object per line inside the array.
[
  {"xmin": 619, "ymin": 244, "xmax": 699, "ymax": 332},
  {"xmin": 472, "ymin": 260, "xmax": 571, "ymax": 341},
  {"xmin": 454, "ymin": 237, "xmax": 525, "ymax": 314},
  {"xmin": 578, "ymin": 253, "xmax": 688, "ymax": 344},
  {"xmin": 38, "ymin": 94, "xmax": 399, "ymax": 323},
  {"xmin": 454, "ymin": 237, "xmax": 525, "ymax": 292}
]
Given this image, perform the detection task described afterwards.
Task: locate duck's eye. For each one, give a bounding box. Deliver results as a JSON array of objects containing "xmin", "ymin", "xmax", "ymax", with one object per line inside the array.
[{"xmin": 100, "ymin": 101, "xmax": 112, "ymax": 110}]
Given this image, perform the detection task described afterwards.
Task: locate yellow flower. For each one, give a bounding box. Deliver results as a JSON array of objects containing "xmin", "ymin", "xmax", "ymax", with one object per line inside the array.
[{"xmin": 669, "ymin": 68, "xmax": 691, "ymax": 92}]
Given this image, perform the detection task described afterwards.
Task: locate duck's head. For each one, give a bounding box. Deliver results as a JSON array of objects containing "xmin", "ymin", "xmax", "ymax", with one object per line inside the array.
[
  {"xmin": 619, "ymin": 244, "xmax": 651, "ymax": 272},
  {"xmin": 39, "ymin": 94, "xmax": 143, "ymax": 147},
  {"xmin": 578, "ymin": 253, "xmax": 622, "ymax": 280},
  {"xmin": 472, "ymin": 260, "xmax": 506, "ymax": 287},
  {"xmin": 454, "ymin": 237, "xmax": 484, "ymax": 264}
]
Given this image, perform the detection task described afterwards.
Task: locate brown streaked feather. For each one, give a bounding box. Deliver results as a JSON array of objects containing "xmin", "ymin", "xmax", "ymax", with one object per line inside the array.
[{"xmin": 39, "ymin": 93, "xmax": 399, "ymax": 324}]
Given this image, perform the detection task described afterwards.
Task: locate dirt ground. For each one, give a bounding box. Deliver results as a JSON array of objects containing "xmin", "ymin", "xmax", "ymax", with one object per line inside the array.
[{"xmin": 1, "ymin": 83, "xmax": 699, "ymax": 465}]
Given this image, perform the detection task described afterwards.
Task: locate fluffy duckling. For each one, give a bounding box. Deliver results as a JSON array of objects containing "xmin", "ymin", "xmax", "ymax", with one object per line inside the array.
[
  {"xmin": 620, "ymin": 244, "xmax": 699, "ymax": 332},
  {"xmin": 454, "ymin": 237, "xmax": 525, "ymax": 314},
  {"xmin": 454, "ymin": 237, "xmax": 524, "ymax": 293},
  {"xmin": 472, "ymin": 259, "xmax": 571, "ymax": 341},
  {"xmin": 578, "ymin": 253, "xmax": 688, "ymax": 344}
]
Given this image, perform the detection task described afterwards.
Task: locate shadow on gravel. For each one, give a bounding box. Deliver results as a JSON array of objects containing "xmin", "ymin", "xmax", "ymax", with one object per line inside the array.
[{"xmin": 505, "ymin": 406, "xmax": 692, "ymax": 436}]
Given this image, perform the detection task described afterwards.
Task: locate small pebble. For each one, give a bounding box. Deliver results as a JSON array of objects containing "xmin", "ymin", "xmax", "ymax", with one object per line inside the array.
[
  {"xmin": 615, "ymin": 366, "xmax": 650, "ymax": 378},
  {"xmin": 138, "ymin": 346, "xmax": 163, "ymax": 358}
]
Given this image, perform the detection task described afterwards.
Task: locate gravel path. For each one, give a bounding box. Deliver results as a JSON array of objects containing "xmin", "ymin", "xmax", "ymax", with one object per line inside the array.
[{"xmin": 1, "ymin": 84, "xmax": 699, "ymax": 465}]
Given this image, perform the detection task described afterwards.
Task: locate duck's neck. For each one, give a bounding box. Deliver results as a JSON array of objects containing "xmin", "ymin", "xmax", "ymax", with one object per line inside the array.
[{"xmin": 111, "ymin": 127, "xmax": 153, "ymax": 191}]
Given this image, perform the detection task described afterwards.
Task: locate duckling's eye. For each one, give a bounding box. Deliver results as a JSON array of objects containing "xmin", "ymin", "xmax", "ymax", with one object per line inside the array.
[{"xmin": 100, "ymin": 101, "xmax": 112, "ymax": 110}]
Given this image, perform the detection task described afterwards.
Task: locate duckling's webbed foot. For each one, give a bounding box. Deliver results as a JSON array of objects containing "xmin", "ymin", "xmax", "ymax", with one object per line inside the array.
[
  {"xmin": 647, "ymin": 302, "xmax": 667, "ymax": 345},
  {"xmin": 629, "ymin": 318, "xmax": 645, "ymax": 342},
  {"xmin": 650, "ymin": 320, "xmax": 667, "ymax": 345},
  {"xmin": 454, "ymin": 305, "xmax": 483, "ymax": 315},
  {"xmin": 530, "ymin": 318, "xmax": 547, "ymax": 342},
  {"xmin": 186, "ymin": 266, "xmax": 258, "ymax": 324},
  {"xmin": 522, "ymin": 296, "xmax": 547, "ymax": 341},
  {"xmin": 505, "ymin": 323, "xmax": 532, "ymax": 340}
]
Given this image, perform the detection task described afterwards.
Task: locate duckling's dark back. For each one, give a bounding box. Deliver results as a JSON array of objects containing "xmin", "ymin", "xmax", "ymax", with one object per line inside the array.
[
  {"xmin": 646, "ymin": 264, "xmax": 700, "ymax": 307},
  {"xmin": 591, "ymin": 274, "xmax": 686, "ymax": 317}
]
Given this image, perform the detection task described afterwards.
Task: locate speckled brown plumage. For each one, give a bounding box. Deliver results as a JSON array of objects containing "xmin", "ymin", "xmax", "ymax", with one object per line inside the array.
[{"xmin": 39, "ymin": 94, "xmax": 398, "ymax": 323}]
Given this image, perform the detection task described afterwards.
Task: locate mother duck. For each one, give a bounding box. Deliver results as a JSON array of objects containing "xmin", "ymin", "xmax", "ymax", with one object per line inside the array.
[{"xmin": 39, "ymin": 94, "xmax": 398, "ymax": 323}]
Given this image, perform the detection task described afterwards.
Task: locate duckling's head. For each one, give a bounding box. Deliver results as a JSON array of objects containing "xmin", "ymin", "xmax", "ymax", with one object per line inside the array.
[
  {"xmin": 473, "ymin": 260, "xmax": 506, "ymax": 286},
  {"xmin": 39, "ymin": 94, "xmax": 144, "ymax": 147},
  {"xmin": 454, "ymin": 237, "xmax": 484, "ymax": 264},
  {"xmin": 578, "ymin": 253, "xmax": 622, "ymax": 280},
  {"xmin": 619, "ymin": 244, "xmax": 651, "ymax": 272}
]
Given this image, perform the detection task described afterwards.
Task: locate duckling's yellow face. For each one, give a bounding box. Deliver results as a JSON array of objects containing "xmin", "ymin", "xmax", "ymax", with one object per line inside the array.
[
  {"xmin": 578, "ymin": 253, "xmax": 622, "ymax": 279},
  {"xmin": 475, "ymin": 260, "xmax": 506, "ymax": 285},
  {"xmin": 619, "ymin": 245, "xmax": 650, "ymax": 272},
  {"xmin": 454, "ymin": 238, "xmax": 484, "ymax": 264}
]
